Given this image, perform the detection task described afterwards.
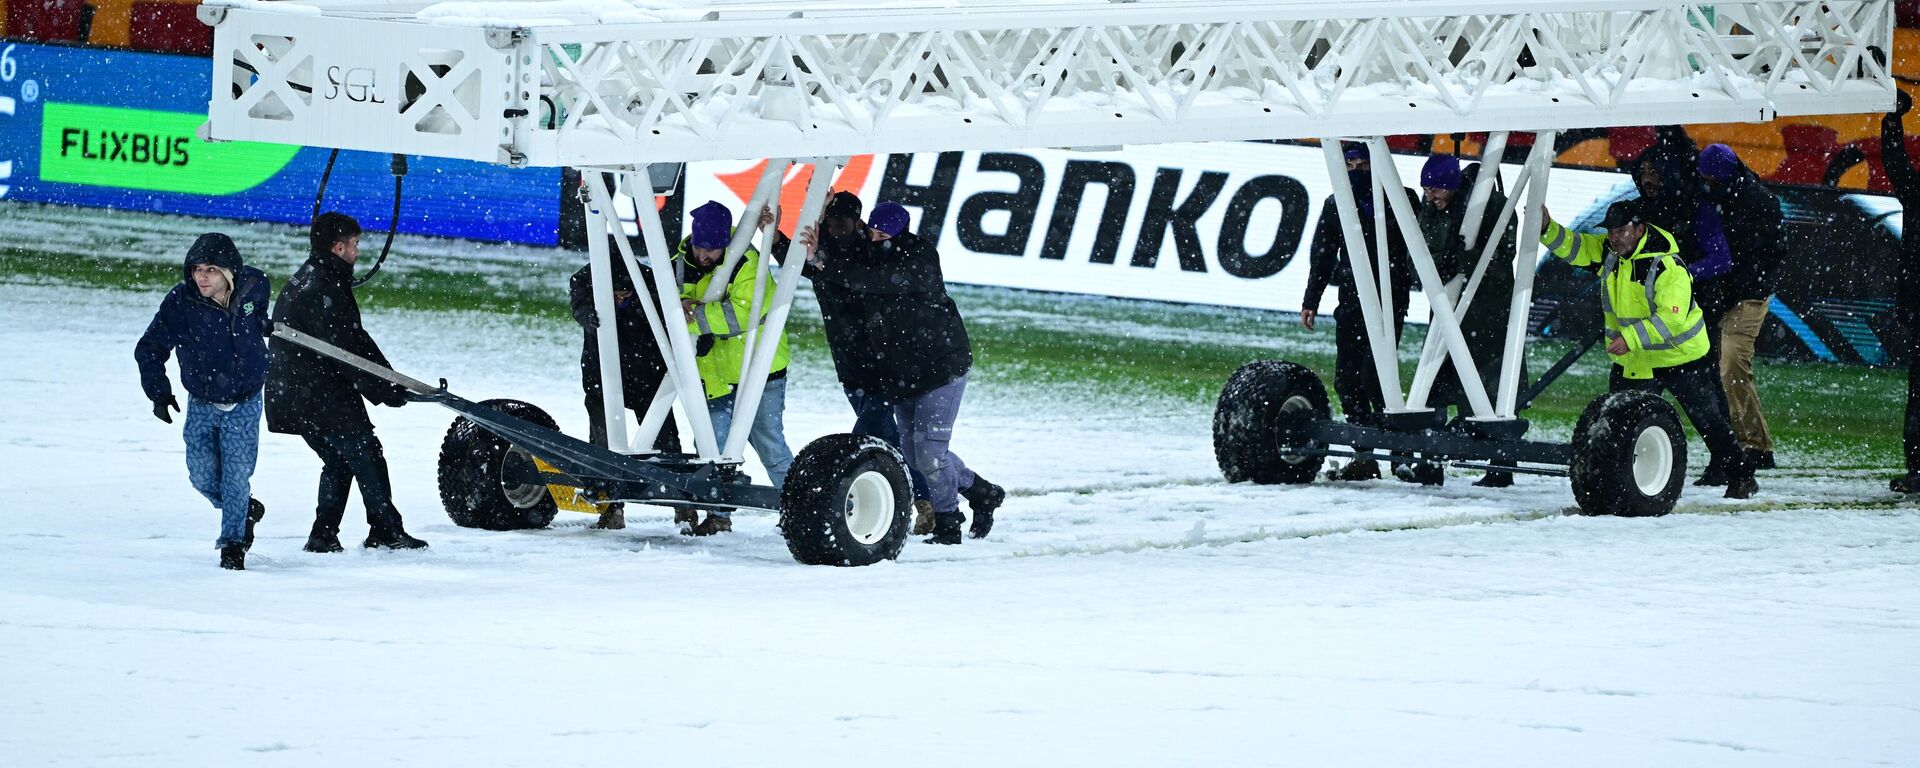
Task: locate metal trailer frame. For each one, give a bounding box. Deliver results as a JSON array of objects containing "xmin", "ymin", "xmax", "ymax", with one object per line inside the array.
[{"xmin": 198, "ymin": 0, "xmax": 1896, "ymax": 557}]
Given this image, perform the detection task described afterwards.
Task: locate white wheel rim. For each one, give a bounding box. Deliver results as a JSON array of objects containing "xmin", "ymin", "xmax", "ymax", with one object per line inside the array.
[
  {"xmin": 500, "ymin": 445, "xmax": 547, "ymax": 509},
  {"xmin": 844, "ymin": 471, "xmax": 897, "ymax": 546},
  {"xmin": 1278, "ymin": 394, "xmax": 1313, "ymax": 464},
  {"xmin": 1631, "ymin": 425, "xmax": 1674, "ymax": 496}
]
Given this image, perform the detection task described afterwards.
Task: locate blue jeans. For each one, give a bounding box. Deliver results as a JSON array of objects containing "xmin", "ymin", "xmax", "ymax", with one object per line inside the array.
[
  {"xmin": 846, "ymin": 386, "xmax": 932, "ymax": 502},
  {"xmin": 184, "ymin": 391, "xmax": 262, "ymax": 549},
  {"xmin": 894, "ymin": 374, "xmax": 971, "ymax": 515},
  {"xmin": 709, "ymin": 376, "xmax": 795, "ymax": 506}
]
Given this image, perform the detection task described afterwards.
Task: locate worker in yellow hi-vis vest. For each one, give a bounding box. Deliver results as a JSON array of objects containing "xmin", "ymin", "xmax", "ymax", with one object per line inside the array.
[{"xmin": 1539, "ymin": 198, "xmax": 1758, "ymax": 499}]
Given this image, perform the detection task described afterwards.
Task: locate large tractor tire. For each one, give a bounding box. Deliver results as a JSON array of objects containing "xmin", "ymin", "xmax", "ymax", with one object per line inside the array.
[
  {"xmin": 1570, "ymin": 391, "xmax": 1686, "ymax": 517},
  {"xmin": 1213, "ymin": 360, "xmax": 1331, "ymax": 484},
  {"xmin": 438, "ymin": 399, "xmax": 563, "ymax": 531},
  {"xmin": 779, "ymin": 434, "xmax": 912, "ymax": 567}
]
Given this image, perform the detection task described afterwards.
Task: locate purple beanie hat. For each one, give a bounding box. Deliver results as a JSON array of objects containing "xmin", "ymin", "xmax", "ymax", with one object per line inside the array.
[
  {"xmin": 1698, "ymin": 143, "xmax": 1741, "ymax": 181},
  {"xmin": 1342, "ymin": 143, "xmax": 1369, "ymax": 161},
  {"xmin": 868, "ymin": 202, "xmax": 910, "ymax": 237},
  {"xmin": 689, "ymin": 201, "xmax": 732, "ymax": 249},
  {"xmin": 1420, "ymin": 155, "xmax": 1462, "ymax": 190}
]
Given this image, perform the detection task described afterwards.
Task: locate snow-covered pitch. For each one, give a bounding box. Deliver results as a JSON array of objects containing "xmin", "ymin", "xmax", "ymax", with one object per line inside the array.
[{"xmin": 2, "ymin": 280, "xmax": 1916, "ymax": 766}]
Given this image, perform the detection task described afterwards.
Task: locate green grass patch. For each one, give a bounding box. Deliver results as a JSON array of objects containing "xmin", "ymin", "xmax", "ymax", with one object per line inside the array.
[{"xmin": 1, "ymin": 201, "xmax": 1904, "ymax": 469}]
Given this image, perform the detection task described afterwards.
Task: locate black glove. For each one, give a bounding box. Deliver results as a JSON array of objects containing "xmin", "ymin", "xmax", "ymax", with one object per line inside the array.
[
  {"xmin": 152, "ymin": 395, "xmax": 179, "ymax": 424},
  {"xmin": 577, "ymin": 309, "xmax": 599, "ymax": 331},
  {"xmin": 1899, "ymin": 89, "xmax": 1912, "ymax": 117},
  {"xmin": 381, "ymin": 384, "xmax": 410, "ymax": 408},
  {"xmin": 695, "ymin": 333, "xmax": 716, "ymax": 357}
]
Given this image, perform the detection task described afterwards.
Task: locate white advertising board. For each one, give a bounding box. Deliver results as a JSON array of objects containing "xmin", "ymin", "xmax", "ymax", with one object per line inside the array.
[{"xmin": 665, "ymin": 142, "xmax": 1639, "ymax": 321}]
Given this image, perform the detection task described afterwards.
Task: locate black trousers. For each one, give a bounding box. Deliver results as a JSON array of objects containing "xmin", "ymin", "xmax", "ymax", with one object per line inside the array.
[
  {"xmin": 1609, "ymin": 356, "xmax": 1752, "ymax": 478},
  {"xmin": 1906, "ymin": 332, "xmax": 1920, "ymax": 474},
  {"xmin": 301, "ymin": 430, "xmax": 405, "ymax": 535},
  {"xmin": 584, "ymin": 370, "xmax": 681, "ymax": 453},
  {"xmin": 1333, "ymin": 305, "xmax": 1407, "ymax": 421}
]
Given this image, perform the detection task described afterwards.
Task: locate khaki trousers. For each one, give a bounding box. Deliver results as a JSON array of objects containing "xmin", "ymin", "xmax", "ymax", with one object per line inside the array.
[{"xmin": 1718, "ymin": 298, "xmax": 1774, "ymax": 453}]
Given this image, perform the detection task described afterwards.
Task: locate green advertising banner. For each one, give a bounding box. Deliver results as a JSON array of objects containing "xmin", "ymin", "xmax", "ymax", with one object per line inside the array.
[{"xmin": 38, "ymin": 102, "xmax": 299, "ymax": 195}]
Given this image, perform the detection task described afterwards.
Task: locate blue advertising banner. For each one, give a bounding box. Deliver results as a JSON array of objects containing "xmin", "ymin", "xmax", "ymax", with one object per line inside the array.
[{"xmin": 0, "ymin": 42, "xmax": 561, "ymax": 245}]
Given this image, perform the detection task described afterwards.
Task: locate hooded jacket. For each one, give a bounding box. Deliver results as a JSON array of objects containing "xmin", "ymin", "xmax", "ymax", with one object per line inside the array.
[
  {"xmin": 1697, "ymin": 154, "xmax": 1784, "ymax": 317},
  {"xmin": 672, "ymin": 236, "xmax": 791, "ymax": 400},
  {"xmin": 134, "ymin": 234, "xmax": 272, "ymax": 405},
  {"xmin": 569, "ymin": 262, "xmax": 673, "ymax": 396},
  {"xmin": 264, "ymin": 247, "xmax": 404, "ymax": 435},
  {"xmin": 811, "ymin": 230, "xmax": 972, "ymax": 403}
]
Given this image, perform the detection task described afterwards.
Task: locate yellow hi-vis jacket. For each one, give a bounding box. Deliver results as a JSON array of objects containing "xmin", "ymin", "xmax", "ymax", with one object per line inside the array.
[
  {"xmin": 1539, "ymin": 219, "xmax": 1709, "ymax": 379},
  {"xmin": 675, "ymin": 238, "xmax": 791, "ymax": 400}
]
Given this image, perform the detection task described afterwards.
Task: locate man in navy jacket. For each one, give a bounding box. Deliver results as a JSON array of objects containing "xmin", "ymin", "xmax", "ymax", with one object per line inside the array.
[{"xmin": 135, "ymin": 233, "xmax": 272, "ymax": 570}]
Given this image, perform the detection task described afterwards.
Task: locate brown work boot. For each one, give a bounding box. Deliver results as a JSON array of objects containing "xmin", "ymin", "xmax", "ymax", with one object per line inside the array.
[
  {"xmin": 911, "ymin": 500, "xmax": 936, "ymax": 536},
  {"xmin": 686, "ymin": 513, "xmax": 733, "ymax": 537},
  {"xmin": 1326, "ymin": 460, "xmax": 1380, "ymax": 482},
  {"xmin": 672, "ymin": 508, "xmax": 698, "ymax": 527},
  {"xmin": 590, "ymin": 503, "xmax": 626, "ymax": 530}
]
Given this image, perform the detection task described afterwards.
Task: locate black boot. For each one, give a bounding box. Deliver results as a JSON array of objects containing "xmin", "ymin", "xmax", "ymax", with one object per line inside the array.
[
  {"xmin": 924, "ymin": 511, "xmax": 964, "ymax": 545},
  {"xmin": 1892, "ymin": 473, "xmax": 1920, "ymax": 494},
  {"xmin": 1694, "ymin": 463, "xmax": 1729, "ymax": 487},
  {"xmin": 1724, "ymin": 473, "xmax": 1759, "ymax": 500},
  {"xmin": 242, "ymin": 498, "xmax": 266, "ymax": 552},
  {"xmin": 364, "ymin": 525, "xmax": 429, "ymax": 550},
  {"xmin": 1747, "ymin": 449, "xmax": 1776, "ymax": 470},
  {"xmin": 220, "ymin": 544, "xmax": 246, "ymax": 571},
  {"xmin": 1473, "ymin": 471, "xmax": 1514, "ymax": 488},
  {"xmin": 304, "ymin": 524, "xmax": 344, "ymax": 553},
  {"xmin": 961, "ymin": 476, "xmax": 1005, "ymax": 539}
]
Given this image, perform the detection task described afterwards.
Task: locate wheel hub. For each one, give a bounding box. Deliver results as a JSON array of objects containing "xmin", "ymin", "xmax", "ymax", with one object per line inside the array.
[
  {"xmin": 1631, "ymin": 425, "xmax": 1674, "ymax": 495},
  {"xmin": 843, "ymin": 470, "xmax": 896, "ymax": 545},
  {"xmin": 1276, "ymin": 394, "xmax": 1315, "ymax": 464},
  {"xmin": 500, "ymin": 445, "xmax": 548, "ymax": 509}
]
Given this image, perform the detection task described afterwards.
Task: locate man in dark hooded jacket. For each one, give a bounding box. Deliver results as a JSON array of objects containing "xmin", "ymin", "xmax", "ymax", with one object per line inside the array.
[
  {"xmin": 786, "ymin": 193, "xmax": 1004, "ymax": 538},
  {"xmin": 1697, "ymin": 143, "xmax": 1783, "ymax": 472},
  {"xmin": 135, "ymin": 233, "xmax": 272, "ymax": 570},
  {"xmin": 1881, "ymin": 90, "xmax": 1920, "ymax": 493},
  {"xmin": 798, "ymin": 201, "xmax": 999, "ymax": 544},
  {"xmin": 1301, "ymin": 144, "xmax": 1419, "ymax": 481},
  {"xmin": 570, "ymin": 258, "xmax": 681, "ymax": 529},
  {"xmin": 266, "ymin": 212, "xmax": 426, "ymax": 552}
]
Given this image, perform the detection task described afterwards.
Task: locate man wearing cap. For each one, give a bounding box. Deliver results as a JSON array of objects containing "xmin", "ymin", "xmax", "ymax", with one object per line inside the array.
[
  {"xmin": 1539, "ymin": 199, "xmax": 1758, "ymax": 498},
  {"xmin": 1302, "ymin": 142, "xmax": 1421, "ymax": 481},
  {"xmin": 569, "ymin": 256, "xmax": 681, "ymax": 530},
  {"xmin": 675, "ymin": 200, "xmax": 794, "ymax": 536},
  {"xmin": 1696, "ymin": 143, "xmax": 1784, "ymax": 475},
  {"xmin": 1880, "ymin": 90, "xmax": 1920, "ymax": 494},
  {"xmin": 797, "ymin": 202, "xmax": 986, "ymax": 544},
  {"xmin": 1416, "ymin": 154, "xmax": 1521, "ymax": 487},
  {"xmin": 135, "ymin": 233, "xmax": 273, "ymax": 570}
]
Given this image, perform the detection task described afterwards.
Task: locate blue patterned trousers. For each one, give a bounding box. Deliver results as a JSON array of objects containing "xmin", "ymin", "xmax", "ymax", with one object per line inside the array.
[{"xmin": 183, "ymin": 390, "xmax": 262, "ymax": 549}]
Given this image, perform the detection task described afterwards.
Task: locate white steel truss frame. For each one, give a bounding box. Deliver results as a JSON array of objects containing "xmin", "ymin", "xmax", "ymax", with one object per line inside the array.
[{"xmin": 201, "ymin": 0, "xmax": 1895, "ymax": 168}]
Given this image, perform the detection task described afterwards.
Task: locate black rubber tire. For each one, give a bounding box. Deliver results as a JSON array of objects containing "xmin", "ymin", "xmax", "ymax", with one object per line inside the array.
[
  {"xmin": 437, "ymin": 399, "xmax": 563, "ymax": 531},
  {"xmin": 1213, "ymin": 360, "xmax": 1331, "ymax": 484},
  {"xmin": 1569, "ymin": 390, "xmax": 1687, "ymax": 517},
  {"xmin": 779, "ymin": 434, "xmax": 912, "ymax": 566}
]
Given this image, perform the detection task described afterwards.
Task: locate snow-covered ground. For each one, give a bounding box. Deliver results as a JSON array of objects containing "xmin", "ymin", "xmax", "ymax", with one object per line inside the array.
[{"xmin": 3, "ymin": 281, "xmax": 1917, "ymax": 766}]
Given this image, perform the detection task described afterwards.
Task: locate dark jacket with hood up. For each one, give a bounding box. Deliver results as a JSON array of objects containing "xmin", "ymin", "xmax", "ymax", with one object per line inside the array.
[
  {"xmin": 1699, "ymin": 153, "xmax": 1784, "ymax": 313},
  {"xmin": 569, "ymin": 262, "xmax": 672, "ymax": 395},
  {"xmin": 810, "ymin": 230, "xmax": 972, "ymax": 403},
  {"xmin": 135, "ymin": 234, "xmax": 272, "ymax": 405},
  {"xmin": 264, "ymin": 248, "xmax": 405, "ymax": 436},
  {"xmin": 1302, "ymin": 170, "xmax": 1420, "ymax": 318}
]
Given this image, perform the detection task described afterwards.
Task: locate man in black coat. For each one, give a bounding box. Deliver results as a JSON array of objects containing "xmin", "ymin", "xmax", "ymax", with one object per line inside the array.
[
  {"xmin": 797, "ymin": 201, "xmax": 1003, "ymax": 544},
  {"xmin": 1697, "ymin": 143, "xmax": 1784, "ymax": 472},
  {"xmin": 1300, "ymin": 145, "xmax": 1419, "ymax": 482},
  {"xmin": 1882, "ymin": 91, "xmax": 1920, "ymax": 493},
  {"xmin": 265, "ymin": 212, "xmax": 427, "ymax": 552},
  {"xmin": 569, "ymin": 258, "xmax": 680, "ymax": 529}
]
